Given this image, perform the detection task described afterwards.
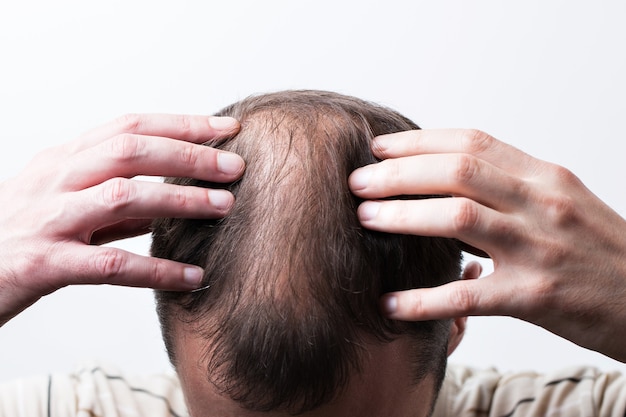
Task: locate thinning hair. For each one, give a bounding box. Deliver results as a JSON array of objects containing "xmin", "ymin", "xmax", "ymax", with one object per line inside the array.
[{"xmin": 152, "ymin": 90, "xmax": 462, "ymax": 414}]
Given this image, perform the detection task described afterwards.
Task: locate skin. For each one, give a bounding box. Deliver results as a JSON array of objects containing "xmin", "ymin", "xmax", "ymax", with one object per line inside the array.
[
  {"xmin": 173, "ymin": 315, "xmax": 466, "ymax": 417},
  {"xmin": 3, "ymin": 118, "xmax": 626, "ymax": 411},
  {"xmin": 0, "ymin": 113, "xmax": 245, "ymax": 327},
  {"xmin": 349, "ymin": 128, "xmax": 626, "ymax": 363}
]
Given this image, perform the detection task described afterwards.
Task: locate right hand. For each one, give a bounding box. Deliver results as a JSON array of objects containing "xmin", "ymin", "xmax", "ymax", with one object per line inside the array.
[{"xmin": 0, "ymin": 114, "xmax": 245, "ymax": 327}]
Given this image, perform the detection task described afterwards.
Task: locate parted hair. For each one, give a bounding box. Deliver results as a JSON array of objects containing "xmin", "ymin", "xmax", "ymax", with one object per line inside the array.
[{"xmin": 151, "ymin": 90, "xmax": 462, "ymax": 414}]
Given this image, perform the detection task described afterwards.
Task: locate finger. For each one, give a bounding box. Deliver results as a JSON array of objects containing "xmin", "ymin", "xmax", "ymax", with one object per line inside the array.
[
  {"xmin": 380, "ymin": 275, "xmax": 511, "ymax": 321},
  {"xmin": 68, "ymin": 179, "xmax": 235, "ymax": 234},
  {"xmin": 349, "ymin": 153, "xmax": 528, "ymax": 210},
  {"xmin": 461, "ymin": 261, "xmax": 483, "ymax": 281},
  {"xmin": 372, "ymin": 129, "xmax": 538, "ymax": 176},
  {"xmin": 356, "ymin": 197, "xmax": 519, "ymax": 254},
  {"xmin": 90, "ymin": 219, "xmax": 152, "ymax": 245},
  {"xmin": 64, "ymin": 114, "xmax": 240, "ymax": 154},
  {"xmin": 56, "ymin": 244, "xmax": 204, "ymax": 291},
  {"xmin": 59, "ymin": 134, "xmax": 244, "ymax": 190}
]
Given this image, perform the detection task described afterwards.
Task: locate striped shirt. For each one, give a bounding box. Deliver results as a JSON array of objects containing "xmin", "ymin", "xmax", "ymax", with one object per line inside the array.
[{"xmin": 1, "ymin": 361, "xmax": 625, "ymax": 416}]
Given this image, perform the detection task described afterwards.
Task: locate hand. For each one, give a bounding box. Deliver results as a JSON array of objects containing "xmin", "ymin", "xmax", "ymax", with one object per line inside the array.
[
  {"xmin": 349, "ymin": 129, "xmax": 626, "ymax": 362},
  {"xmin": 0, "ymin": 114, "xmax": 245, "ymax": 326}
]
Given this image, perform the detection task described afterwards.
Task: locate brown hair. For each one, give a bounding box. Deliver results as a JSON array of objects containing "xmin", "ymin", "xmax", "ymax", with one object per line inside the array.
[{"xmin": 152, "ymin": 90, "xmax": 461, "ymax": 414}]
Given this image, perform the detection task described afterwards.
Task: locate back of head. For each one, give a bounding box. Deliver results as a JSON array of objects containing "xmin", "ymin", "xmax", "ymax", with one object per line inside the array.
[{"xmin": 151, "ymin": 90, "xmax": 462, "ymax": 414}]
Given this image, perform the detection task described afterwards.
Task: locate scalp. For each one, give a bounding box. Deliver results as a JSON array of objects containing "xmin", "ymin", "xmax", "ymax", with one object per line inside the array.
[{"xmin": 151, "ymin": 90, "xmax": 463, "ymax": 413}]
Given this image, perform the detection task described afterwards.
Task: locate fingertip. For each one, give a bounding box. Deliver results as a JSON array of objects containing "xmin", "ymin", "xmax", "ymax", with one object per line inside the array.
[
  {"xmin": 462, "ymin": 261, "xmax": 483, "ymax": 281},
  {"xmin": 381, "ymin": 290, "xmax": 432, "ymax": 321},
  {"xmin": 381, "ymin": 285, "xmax": 475, "ymax": 322},
  {"xmin": 208, "ymin": 116, "xmax": 240, "ymax": 133},
  {"xmin": 207, "ymin": 189, "xmax": 235, "ymax": 213},
  {"xmin": 380, "ymin": 293, "xmax": 398, "ymax": 317},
  {"xmin": 357, "ymin": 201, "xmax": 381, "ymax": 223},
  {"xmin": 183, "ymin": 266, "xmax": 204, "ymax": 288},
  {"xmin": 216, "ymin": 151, "xmax": 245, "ymax": 177},
  {"xmin": 372, "ymin": 130, "xmax": 419, "ymax": 158},
  {"xmin": 349, "ymin": 167, "xmax": 373, "ymax": 192},
  {"xmin": 372, "ymin": 133, "xmax": 396, "ymax": 158}
]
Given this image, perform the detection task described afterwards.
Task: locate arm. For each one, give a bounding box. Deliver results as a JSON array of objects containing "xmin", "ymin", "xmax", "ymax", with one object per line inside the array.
[
  {"xmin": 349, "ymin": 129, "xmax": 626, "ymax": 362},
  {"xmin": 0, "ymin": 114, "xmax": 245, "ymax": 327}
]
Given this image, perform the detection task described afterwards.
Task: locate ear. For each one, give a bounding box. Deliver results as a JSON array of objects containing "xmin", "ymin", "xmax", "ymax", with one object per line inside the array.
[{"xmin": 447, "ymin": 316, "xmax": 467, "ymax": 356}]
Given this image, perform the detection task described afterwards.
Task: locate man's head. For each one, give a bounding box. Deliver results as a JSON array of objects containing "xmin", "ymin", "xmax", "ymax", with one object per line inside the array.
[{"xmin": 151, "ymin": 90, "xmax": 464, "ymax": 416}]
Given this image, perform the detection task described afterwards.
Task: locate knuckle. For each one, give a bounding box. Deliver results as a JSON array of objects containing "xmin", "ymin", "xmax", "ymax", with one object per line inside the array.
[
  {"xmin": 451, "ymin": 154, "xmax": 479, "ymax": 185},
  {"xmin": 178, "ymin": 142, "xmax": 200, "ymax": 167},
  {"xmin": 92, "ymin": 249, "xmax": 126, "ymax": 280},
  {"xmin": 170, "ymin": 187, "xmax": 192, "ymax": 209},
  {"xmin": 101, "ymin": 178, "xmax": 134, "ymax": 211},
  {"xmin": 508, "ymin": 177, "xmax": 530, "ymax": 201},
  {"xmin": 547, "ymin": 163, "xmax": 581, "ymax": 187},
  {"xmin": 451, "ymin": 198, "xmax": 480, "ymax": 233},
  {"xmin": 175, "ymin": 114, "xmax": 194, "ymax": 136},
  {"xmin": 114, "ymin": 113, "xmax": 143, "ymax": 133},
  {"xmin": 448, "ymin": 284, "xmax": 477, "ymax": 315},
  {"xmin": 148, "ymin": 260, "xmax": 169, "ymax": 288},
  {"xmin": 536, "ymin": 237, "xmax": 570, "ymax": 269},
  {"xmin": 544, "ymin": 194, "xmax": 579, "ymax": 227},
  {"xmin": 406, "ymin": 295, "xmax": 426, "ymax": 318},
  {"xmin": 459, "ymin": 129, "xmax": 494, "ymax": 154},
  {"xmin": 108, "ymin": 133, "xmax": 143, "ymax": 162}
]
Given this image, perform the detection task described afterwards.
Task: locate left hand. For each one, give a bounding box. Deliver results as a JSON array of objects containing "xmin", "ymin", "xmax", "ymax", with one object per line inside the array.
[{"xmin": 348, "ymin": 128, "xmax": 626, "ymax": 362}]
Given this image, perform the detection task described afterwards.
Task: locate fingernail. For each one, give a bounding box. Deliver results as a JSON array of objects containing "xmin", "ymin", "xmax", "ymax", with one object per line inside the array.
[
  {"xmin": 184, "ymin": 267, "xmax": 204, "ymax": 287},
  {"xmin": 217, "ymin": 152, "xmax": 245, "ymax": 176},
  {"xmin": 208, "ymin": 116, "xmax": 239, "ymax": 131},
  {"xmin": 208, "ymin": 189, "xmax": 234, "ymax": 211},
  {"xmin": 380, "ymin": 294, "xmax": 398, "ymax": 316},
  {"xmin": 359, "ymin": 201, "xmax": 381, "ymax": 221},
  {"xmin": 349, "ymin": 168, "xmax": 372, "ymax": 191}
]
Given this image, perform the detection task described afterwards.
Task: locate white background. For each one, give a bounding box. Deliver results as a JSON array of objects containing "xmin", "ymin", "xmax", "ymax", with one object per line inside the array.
[{"xmin": 1, "ymin": 1, "xmax": 626, "ymax": 382}]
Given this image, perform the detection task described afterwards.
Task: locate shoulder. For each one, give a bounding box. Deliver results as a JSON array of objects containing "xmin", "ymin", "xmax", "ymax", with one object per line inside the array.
[
  {"xmin": 0, "ymin": 360, "xmax": 187, "ymax": 417},
  {"xmin": 432, "ymin": 363, "xmax": 626, "ymax": 417}
]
